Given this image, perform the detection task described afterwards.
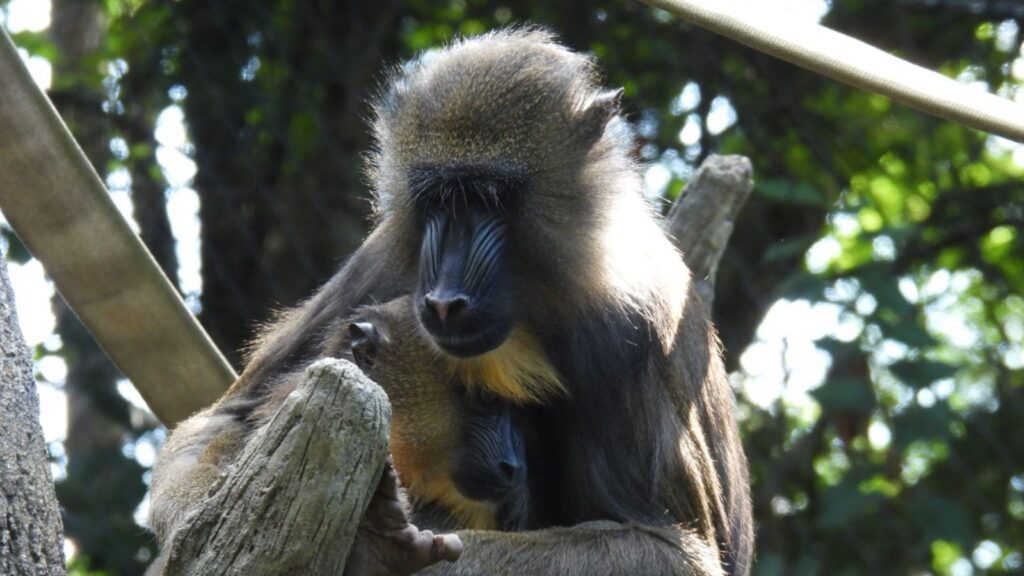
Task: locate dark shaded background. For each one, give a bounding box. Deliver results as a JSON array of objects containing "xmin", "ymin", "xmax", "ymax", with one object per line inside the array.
[{"xmin": 2, "ymin": 1, "xmax": 1023, "ymax": 574}]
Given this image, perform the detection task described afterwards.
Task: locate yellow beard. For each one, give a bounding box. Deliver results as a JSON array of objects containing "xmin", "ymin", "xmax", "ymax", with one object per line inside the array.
[{"xmin": 451, "ymin": 326, "xmax": 566, "ymax": 404}]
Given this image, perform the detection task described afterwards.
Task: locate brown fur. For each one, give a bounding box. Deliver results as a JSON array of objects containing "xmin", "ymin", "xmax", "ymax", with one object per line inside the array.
[
  {"xmin": 148, "ymin": 409, "xmax": 245, "ymax": 547},
  {"xmin": 421, "ymin": 522, "xmax": 724, "ymax": 576}
]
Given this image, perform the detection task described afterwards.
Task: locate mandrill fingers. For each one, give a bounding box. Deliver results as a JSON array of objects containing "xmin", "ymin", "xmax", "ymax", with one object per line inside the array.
[
  {"xmin": 416, "ymin": 521, "xmax": 724, "ymax": 576},
  {"xmin": 345, "ymin": 461, "xmax": 464, "ymax": 576}
]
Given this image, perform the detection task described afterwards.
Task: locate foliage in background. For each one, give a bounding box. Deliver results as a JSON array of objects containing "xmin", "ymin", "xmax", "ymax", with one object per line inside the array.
[{"xmin": 2, "ymin": 0, "xmax": 1022, "ymax": 574}]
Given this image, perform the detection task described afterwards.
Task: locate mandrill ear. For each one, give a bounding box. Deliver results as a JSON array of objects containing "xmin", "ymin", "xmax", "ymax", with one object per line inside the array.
[
  {"xmin": 592, "ymin": 88, "xmax": 624, "ymax": 118},
  {"xmin": 347, "ymin": 322, "xmax": 381, "ymax": 370},
  {"xmin": 580, "ymin": 88, "xmax": 624, "ymax": 139}
]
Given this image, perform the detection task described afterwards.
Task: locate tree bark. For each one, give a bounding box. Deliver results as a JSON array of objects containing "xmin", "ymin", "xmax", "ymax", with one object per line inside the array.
[
  {"xmin": 161, "ymin": 359, "xmax": 390, "ymax": 575},
  {"xmin": 0, "ymin": 253, "xmax": 66, "ymax": 575},
  {"xmin": 666, "ymin": 154, "xmax": 754, "ymax": 307}
]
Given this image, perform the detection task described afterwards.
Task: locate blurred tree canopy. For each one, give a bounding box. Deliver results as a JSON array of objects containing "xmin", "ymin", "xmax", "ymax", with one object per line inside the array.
[{"xmin": 2, "ymin": 0, "xmax": 1022, "ymax": 575}]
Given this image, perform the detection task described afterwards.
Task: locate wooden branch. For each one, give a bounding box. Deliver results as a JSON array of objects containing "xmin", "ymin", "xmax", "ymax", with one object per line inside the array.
[
  {"xmin": 638, "ymin": 0, "xmax": 1024, "ymax": 141},
  {"xmin": 666, "ymin": 154, "xmax": 754, "ymax": 307},
  {"xmin": 161, "ymin": 359, "xmax": 390, "ymax": 576}
]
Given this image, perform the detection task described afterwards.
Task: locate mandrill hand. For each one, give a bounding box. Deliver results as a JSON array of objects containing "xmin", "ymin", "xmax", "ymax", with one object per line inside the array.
[{"xmin": 344, "ymin": 457, "xmax": 463, "ymax": 576}]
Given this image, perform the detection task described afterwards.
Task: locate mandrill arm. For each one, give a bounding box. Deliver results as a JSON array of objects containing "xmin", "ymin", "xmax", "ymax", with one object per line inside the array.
[{"xmin": 418, "ymin": 522, "xmax": 724, "ymax": 576}]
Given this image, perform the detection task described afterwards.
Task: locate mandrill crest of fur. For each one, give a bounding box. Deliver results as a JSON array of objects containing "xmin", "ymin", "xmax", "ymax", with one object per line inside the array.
[{"xmin": 369, "ymin": 28, "xmax": 605, "ymax": 212}]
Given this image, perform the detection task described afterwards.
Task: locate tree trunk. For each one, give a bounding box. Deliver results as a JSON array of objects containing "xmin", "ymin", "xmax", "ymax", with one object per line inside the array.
[{"xmin": 0, "ymin": 253, "xmax": 66, "ymax": 576}]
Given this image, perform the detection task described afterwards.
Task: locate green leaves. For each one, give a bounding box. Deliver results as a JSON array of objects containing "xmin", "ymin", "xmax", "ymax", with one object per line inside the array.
[
  {"xmin": 812, "ymin": 375, "xmax": 876, "ymax": 413},
  {"xmin": 817, "ymin": 476, "xmax": 885, "ymax": 529},
  {"xmin": 890, "ymin": 359, "xmax": 958, "ymax": 389},
  {"xmin": 757, "ymin": 179, "xmax": 834, "ymax": 207},
  {"xmin": 892, "ymin": 404, "xmax": 956, "ymax": 448},
  {"xmin": 908, "ymin": 492, "xmax": 975, "ymax": 547}
]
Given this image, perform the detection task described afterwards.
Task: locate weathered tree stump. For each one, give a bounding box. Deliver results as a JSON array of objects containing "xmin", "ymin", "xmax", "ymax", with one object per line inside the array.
[
  {"xmin": 161, "ymin": 359, "xmax": 391, "ymax": 576},
  {"xmin": 667, "ymin": 154, "xmax": 754, "ymax": 308}
]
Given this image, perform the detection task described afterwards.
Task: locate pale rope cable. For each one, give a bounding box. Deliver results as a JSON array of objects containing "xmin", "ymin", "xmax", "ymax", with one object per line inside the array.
[{"xmin": 640, "ymin": 0, "xmax": 1024, "ymax": 143}]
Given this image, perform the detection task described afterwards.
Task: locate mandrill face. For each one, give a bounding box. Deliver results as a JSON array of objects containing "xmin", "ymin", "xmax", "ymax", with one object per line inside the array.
[
  {"xmin": 411, "ymin": 165, "xmax": 523, "ymax": 358},
  {"xmin": 370, "ymin": 30, "xmax": 616, "ymax": 361}
]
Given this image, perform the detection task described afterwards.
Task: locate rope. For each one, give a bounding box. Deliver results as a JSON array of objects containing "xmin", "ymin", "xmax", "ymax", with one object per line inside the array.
[{"xmin": 640, "ymin": 0, "xmax": 1024, "ymax": 143}]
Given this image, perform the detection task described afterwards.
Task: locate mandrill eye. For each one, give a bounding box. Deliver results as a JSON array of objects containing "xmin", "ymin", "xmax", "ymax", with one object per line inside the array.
[{"xmin": 347, "ymin": 322, "xmax": 380, "ymax": 371}]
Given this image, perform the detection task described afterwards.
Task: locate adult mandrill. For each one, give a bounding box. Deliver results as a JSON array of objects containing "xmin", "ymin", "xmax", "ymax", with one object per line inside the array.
[{"xmin": 224, "ymin": 28, "xmax": 753, "ymax": 575}]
